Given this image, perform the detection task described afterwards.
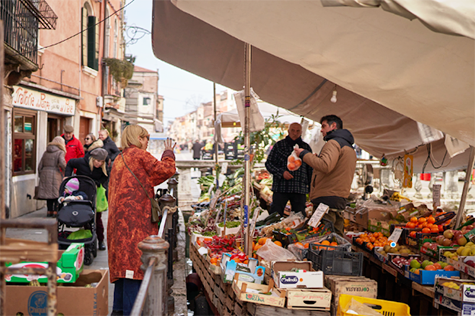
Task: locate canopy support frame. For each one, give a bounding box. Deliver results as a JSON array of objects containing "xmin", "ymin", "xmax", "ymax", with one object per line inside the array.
[{"xmin": 454, "ymin": 146, "xmax": 475, "ymax": 228}]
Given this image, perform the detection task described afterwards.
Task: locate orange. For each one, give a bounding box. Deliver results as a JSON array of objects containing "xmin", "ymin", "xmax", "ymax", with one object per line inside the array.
[
  {"xmin": 409, "ymin": 231, "xmax": 417, "ymax": 238},
  {"xmin": 433, "ymin": 263, "xmax": 442, "ymax": 270},
  {"xmin": 295, "ymin": 160, "xmax": 302, "ymax": 167},
  {"xmin": 288, "ymin": 162, "xmax": 296, "ymax": 170},
  {"xmin": 424, "ymin": 265, "xmax": 436, "ymax": 271},
  {"xmin": 304, "ymin": 243, "xmax": 309, "ymax": 249},
  {"xmin": 422, "ymin": 227, "xmax": 431, "ymax": 234},
  {"xmin": 431, "ymin": 227, "xmax": 439, "ymax": 233},
  {"xmin": 418, "ymin": 217, "xmax": 427, "ymax": 223},
  {"xmin": 233, "ymin": 258, "xmax": 241, "ymax": 263},
  {"xmin": 410, "ymin": 217, "xmax": 418, "ymax": 223},
  {"xmin": 330, "ymin": 242, "xmax": 338, "ymax": 246},
  {"xmin": 321, "ymin": 240, "xmax": 331, "ymax": 246},
  {"xmin": 406, "ymin": 222, "xmax": 416, "ymax": 229},
  {"xmin": 274, "ymin": 241, "xmax": 283, "ymax": 247},
  {"xmin": 210, "ymin": 257, "xmax": 218, "ymax": 264},
  {"xmin": 288, "ymin": 156, "xmax": 296, "ymax": 163},
  {"xmin": 258, "ymin": 238, "xmax": 268, "ymax": 245},
  {"xmin": 427, "ymin": 216, "xmax": 436, "ymax": 224}
]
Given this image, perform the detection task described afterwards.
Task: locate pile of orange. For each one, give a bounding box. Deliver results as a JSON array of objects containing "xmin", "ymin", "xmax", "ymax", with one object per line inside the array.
[
  {"xmin": 354, "ymin": 232, "xmax": 390, "ymax": 251},
  {"xmin": 406, "ymin": 215, "xmax": 441, "ymax": 234}
]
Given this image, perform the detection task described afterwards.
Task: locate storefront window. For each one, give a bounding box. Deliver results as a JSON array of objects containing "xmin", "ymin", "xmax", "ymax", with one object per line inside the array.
[{"xmin": 13, "ymin": 110, "xmax": 36, "ymax": 175}]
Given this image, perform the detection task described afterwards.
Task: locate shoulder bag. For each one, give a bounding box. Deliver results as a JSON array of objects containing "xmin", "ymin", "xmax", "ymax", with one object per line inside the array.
[{"xmin": 121, "ymin": 152, "xmax": 161, "ymax": 223}]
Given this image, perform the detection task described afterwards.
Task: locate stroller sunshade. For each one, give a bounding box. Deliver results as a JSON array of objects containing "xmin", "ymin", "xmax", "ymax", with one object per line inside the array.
[{"xmin": 58, "ymin": 203, "xmax": 94, "ymax": 227}]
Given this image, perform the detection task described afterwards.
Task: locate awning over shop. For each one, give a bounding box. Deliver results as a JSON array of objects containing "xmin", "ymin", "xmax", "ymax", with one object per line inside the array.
[{"xmin": 151, "ymin": 0, "xmax": 474, "ymax": 172}]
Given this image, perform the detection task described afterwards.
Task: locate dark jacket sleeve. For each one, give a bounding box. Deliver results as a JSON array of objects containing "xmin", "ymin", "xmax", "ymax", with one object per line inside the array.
[
  {"xmin": 65, "ymin": 158, "xmax": 81, "ymax": 176},
  {"xmin": 265, "ymin": 142, "xmax": 287, "ymax": 179},
  {"xmin": 108, "ymin": 141, "xmax": 120, "ymax": 162}
]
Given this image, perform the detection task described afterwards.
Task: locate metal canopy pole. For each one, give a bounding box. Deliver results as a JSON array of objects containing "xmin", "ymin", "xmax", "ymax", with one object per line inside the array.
[
  {"xmin": 454, "ymin": 146, "xmax": 475, "ymax": 228},
  {"xmin": 213, "ymin": 82, "xmax": 218, "ymax": 189},
  {"xmin": 243, "ymin": 43, "xmax": 252, "ymax": 256}
]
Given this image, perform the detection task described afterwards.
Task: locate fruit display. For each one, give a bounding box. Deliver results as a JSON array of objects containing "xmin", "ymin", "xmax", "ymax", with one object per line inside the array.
[
  {"xmin": 440, "ymin": 281, "xmax": 475, "ymax": 290},
  {"xmin": 354, "ymin": 232, "xmax": 392, "ymax": 251},
  {"xmin": 391, "ymin": 256, "xmax": 421, "ymax": 270},
  {"xmin": 410, "ymin": 259, "xmax": 455, "ymax": 273}
]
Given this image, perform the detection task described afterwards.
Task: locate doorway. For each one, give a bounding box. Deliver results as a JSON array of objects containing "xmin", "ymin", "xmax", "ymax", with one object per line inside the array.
[
  {"xmin": 79, "ymin": 117, "xmax": 92, "ymax": 146},
  {"xmin": 47, "ymin": 115, "xmax": 64, "ymax": 142}
]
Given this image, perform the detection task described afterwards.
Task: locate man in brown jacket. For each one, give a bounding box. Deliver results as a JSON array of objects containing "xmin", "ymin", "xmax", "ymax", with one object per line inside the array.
[{"xmin": 295, "ymin": 115, "xmax": 356, "ymax": 236}]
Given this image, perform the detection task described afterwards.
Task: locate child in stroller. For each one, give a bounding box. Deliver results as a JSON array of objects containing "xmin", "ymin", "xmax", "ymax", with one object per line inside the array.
[
  {"xmin": 57, "ymin": 175, "xmax": 98, "ymax": 265},
  {"xmin": 58, "ymin": 178, "xmax": 88, "ymax": 203}
]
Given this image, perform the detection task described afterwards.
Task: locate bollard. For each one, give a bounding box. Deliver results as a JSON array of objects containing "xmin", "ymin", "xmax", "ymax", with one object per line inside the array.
[
  {"xmin": 167, "ymin": 177, "xmax": 178, "ymax": 206},
  {"xmin": 137, "ymin": 235, "xmax": 169, "ymax": 316}
]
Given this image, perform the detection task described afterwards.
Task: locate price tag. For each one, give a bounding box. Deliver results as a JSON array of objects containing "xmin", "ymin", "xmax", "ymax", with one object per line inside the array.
[
  {"xmin": 308, "ymin": 203, "xmax": 329, "ymax": 228},
  {"xmin": 388, "ymin": 228, "xmax": 403, "ymax": 245},
  {"xmin": 433, "ymin": 184, "xmax": 441, "ymax": 207},
  {"xmin": 221, "ymin": 162, "xmax": 228, "ymax": 175},
  {"xmin": 244, "ymin": 205, "xmax": 249, "ymax": 228}
]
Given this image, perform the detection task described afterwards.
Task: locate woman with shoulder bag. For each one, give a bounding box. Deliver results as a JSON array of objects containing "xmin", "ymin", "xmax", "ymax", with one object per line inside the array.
[
  {"xmin": 37, "ymin": 136, "xmax": 67, "ymax": 217},
  {"xmin": 107, "ymin": 125, "xmax": 176, "ymax": 316}
]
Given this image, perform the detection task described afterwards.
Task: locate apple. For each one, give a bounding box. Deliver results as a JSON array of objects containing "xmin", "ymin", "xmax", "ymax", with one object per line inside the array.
[
  {"xmin": 458, "ymin": 236, "xmax": 468, "ymax": 246},
  {"xmin": 467, "ymin": 225, "xmax": 475, "ymax": 231},
  {"xmin": 444, "ymin": 230, "xmax": 454, "ymax": 239},
  {"xmin": 436, "ymin": 235, "xmax": 445, "ymax": 245},
  {"xmin": 442, "ymin": 238, "xmax": 453, "ymax": 247}
]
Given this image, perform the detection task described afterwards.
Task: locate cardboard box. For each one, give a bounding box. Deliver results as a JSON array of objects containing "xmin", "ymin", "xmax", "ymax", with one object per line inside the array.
[
  {"xmin": 285, "ymin": 287, "xmax": 332, "ymax": 310},
  {"xmin": 232, "ymin": 277, "xmax": 286, "ymax": 308},
  {"xmin": 272, "ymin": 261, "xmax": 323, "ymax": 289},
  {"xmin": 405, "ymin": 266, "xmax": 460, "ymax": 285},
  {"xmin": 435, "ymin": 277, "xmax": 475, "ymax": 303},
  {"xmin": 324, "ymin": 275, "xmax": 377, "ymax": 314},
  {"xmin": 434, "ymin": 291, "xmax": 475, "ymax": 315},
  {"xmin": 221, "ymin": 254, "xmax": 265, "ymax": 284},
  {"xmin": 5, "ymin": 243, "xmax": 84, "ymax": 284},
  {"xmin": 5, "ymin": 269, "xmax": 108, "ymax": 316}
]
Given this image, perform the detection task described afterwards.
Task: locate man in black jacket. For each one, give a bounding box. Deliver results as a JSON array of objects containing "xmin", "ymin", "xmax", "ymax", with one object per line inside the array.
[{"xmin": 265, "ymin": 123, "xmax": 313, "ymax": 216}]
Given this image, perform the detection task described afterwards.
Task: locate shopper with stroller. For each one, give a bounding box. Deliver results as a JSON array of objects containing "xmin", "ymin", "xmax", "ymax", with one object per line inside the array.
[
  {"xmin": 107, "ymin": 125, "xmax": 176, "ymax": 316},
  {"xmin": 37, "ymin": 136, "xmax": 67, "ymax": 217},
  {"xmin": 65, "ymin": 148, "xmax": 109, "ymax": 251}
]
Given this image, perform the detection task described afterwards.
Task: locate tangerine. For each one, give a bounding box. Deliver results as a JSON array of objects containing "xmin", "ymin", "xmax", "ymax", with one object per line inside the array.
[
  {"xmin": 422, "ymin": 227, "xmax": 431, "ymax": 234},
  {"xmin": 274, "ymin": 241, "xmax": 283, "ymax": 247},
  {"xmin": 418, "ymin": 217, "xmax": 427, "ymax": 223},
  {"xmin": 258, "ymin": 238, "xmax": 268, "ymax": 245},
  {"xmin": 427, "ymin": 216, "xmax": 436, "ymax": 224},
  {"xmin": 410, "ymin": 217, "xmax": 418, "ymax": 223},
  {"xmin": 430, "ymin": 227, "xmax": 439, "ymax": 233},
  {"xmin": 295, "ymin": 160, "xmax": 302, "ymax": 167},
  {"xmin": 330, "ymin": 242, "xmax": 338, "ymax": 246},
  {"xmin": 288, "ymin": 156, "xmax": 296, "ymax": 163},
  {"xmin": 288, "ymin": 162, "xmax": 296, "ymax": 170},
  {"xmin": 321, "ymin": 240, "xmax": 331, "ymax": 246}
]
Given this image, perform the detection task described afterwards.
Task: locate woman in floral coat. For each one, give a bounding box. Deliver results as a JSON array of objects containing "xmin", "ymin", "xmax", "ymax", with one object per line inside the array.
[{"xmin": 107, "ymin": 125, "xmax": 176, "ymax": 316}]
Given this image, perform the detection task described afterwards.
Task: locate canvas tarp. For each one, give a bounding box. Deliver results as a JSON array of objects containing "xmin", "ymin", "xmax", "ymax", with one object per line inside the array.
[{"xmin": 151, "ymin": 0, "xmax": 475, "ymax": 173}]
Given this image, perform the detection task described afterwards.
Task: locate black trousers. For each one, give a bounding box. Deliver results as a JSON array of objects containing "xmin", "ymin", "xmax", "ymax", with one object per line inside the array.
[
  {"xmin": 270, "ymin": 192, "xmax": 306, "ymax": 216},
  {"xmin": 46, "ymin": 199, "xmax": 58, "ymax": 213}
]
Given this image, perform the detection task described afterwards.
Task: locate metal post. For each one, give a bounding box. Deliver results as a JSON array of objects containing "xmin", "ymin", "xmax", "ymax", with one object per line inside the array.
[
  {"xmin": 167, "ymin": 178, "xmax": 178, "ymax": 206},
  {"xmin": 0, "ymin": 20, "xmax": 5, "ymax": 315},
  {"xmin": 213, "ymin": 82, "xmax": 219, "ymax": 189},
  {"xmin": 243, "ymin": 43, "xmax": 252, "ymax": 257},
  {"xmin": 167, "ymin": 228, "xmax": 174, "ymax": 280},
  {"xmin": 133, "ymin": 235, "xmax": 169, "ymax": 316},
  {"xmin": 455, "ymin": 146, "xmax": 475, "ymax": 228}
]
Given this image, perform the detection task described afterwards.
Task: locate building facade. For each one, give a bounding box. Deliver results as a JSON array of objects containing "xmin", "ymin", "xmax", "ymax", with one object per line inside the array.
[
  {"xmin": 2, "ymin": 0, "xmax": 126, "ymax": 218},
  {"xmin": 124, "ymin": 65, "xmax": 163, "ymax": 134}
]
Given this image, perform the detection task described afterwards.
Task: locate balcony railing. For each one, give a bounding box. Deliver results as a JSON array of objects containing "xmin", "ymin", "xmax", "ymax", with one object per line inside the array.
[{"xmin": 1, "ymin": 0, "xmax": 38, "ymax": 64}]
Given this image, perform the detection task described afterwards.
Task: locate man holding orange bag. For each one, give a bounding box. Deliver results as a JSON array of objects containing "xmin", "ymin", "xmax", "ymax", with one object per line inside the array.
[
  {"xmin": 295, "ymin": 115, "xmax": 357, "ymax": 236},
  {"xmin": 265, "ymin": 123, "xmax": 313, "ymax": 217}
]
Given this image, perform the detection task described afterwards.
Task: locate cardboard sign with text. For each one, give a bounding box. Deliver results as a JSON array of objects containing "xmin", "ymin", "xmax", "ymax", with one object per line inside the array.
[{"xmin": 308, "ymin": 203, "xmax": 329, "ymax": 228}]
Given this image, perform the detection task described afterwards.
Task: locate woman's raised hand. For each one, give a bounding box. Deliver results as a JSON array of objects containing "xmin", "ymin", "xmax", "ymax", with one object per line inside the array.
[{"xmin": 164, "ymin": 138, "xmax": 176, "ymax": 152}]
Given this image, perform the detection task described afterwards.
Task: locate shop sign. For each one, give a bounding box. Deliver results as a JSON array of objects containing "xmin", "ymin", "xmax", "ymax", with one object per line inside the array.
[{"xmin": 12, "ymin": 86, "xmax": 75, "ymax": 115}]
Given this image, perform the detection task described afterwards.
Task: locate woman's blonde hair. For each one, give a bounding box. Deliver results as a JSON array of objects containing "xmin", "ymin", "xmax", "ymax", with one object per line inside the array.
[
  {"xmin": 48, "ymin": 136, "xmax": 66, "ymax": 153},
  {"xmin": 121, "ymin": 125, "xmax": 148, "ymax": 149},
  {"xmin": 89, "ymin": 157, "xmax": 108, "ymax": 176},
  {"xmin": 99, "ymin": 129, "xmax": 109, "ymax": 136}
]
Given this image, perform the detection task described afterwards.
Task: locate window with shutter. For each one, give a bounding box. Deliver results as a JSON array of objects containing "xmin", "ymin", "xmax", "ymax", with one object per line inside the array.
[
  {"xmin": 81, "ymin": 7, "xmax": 88, "ymax": 66},
  {"xmin": 87, "ymin": 16, "xmax": 96, "ymax": 70}
]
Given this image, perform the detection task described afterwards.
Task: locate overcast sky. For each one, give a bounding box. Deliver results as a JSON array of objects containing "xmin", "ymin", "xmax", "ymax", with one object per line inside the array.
[{"xmin": 124, "ymin": 0, "xmax": 228, "ymax": 127}]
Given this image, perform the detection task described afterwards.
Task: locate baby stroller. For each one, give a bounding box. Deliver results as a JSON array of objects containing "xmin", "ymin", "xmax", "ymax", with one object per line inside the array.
[{"xmin": 57, "ymin": 175, "xmax": 97, "ymax": 265}]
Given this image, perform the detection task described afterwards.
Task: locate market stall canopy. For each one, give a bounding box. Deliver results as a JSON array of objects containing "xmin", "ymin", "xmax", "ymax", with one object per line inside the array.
[
  {"xmin": 219, "ymin": 101, "xmax": 307, "ymax": 128},
  {"xmin": 151, "ymin": 0, "xmax": 474, "ymax": 172}
]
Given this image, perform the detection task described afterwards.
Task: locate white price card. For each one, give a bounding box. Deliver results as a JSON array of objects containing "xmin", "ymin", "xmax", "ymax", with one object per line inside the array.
[
  {"xmin": 433, "ymin": 184, "xmax": 441, "ymax": 207},
  {"xmin": 308, "ymin": 203, "xmax": 329, "ymax": 228},
  {"xmin": 388, "ymin": 228, "xmax": 403, "ymax": 245}
]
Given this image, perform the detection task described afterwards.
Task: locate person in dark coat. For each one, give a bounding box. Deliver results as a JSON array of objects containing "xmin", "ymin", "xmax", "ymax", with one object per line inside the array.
[
  {"xmin": 192, "ymin": 140, "xmax": 202, "ymax": 160},
  {"xmin": 37, "ymin": 136, "xmax": 67, "ymax": 217},
  {"xmin": 98, "ymin": 129, "xmax": 120, "ymax": 167},
  {"xmin": 65, "ymin": 148, "xmax": 109, "ymax": 251}
]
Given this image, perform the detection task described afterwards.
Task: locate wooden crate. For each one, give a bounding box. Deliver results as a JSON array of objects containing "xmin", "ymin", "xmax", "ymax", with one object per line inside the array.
[
  {"xmin": 233, "ymin": 278, "xmax": 286, "ymax": 308},
  {"xmin": 286, "ymin": 288, "xmax": 332, "ymax": 311},
  {"xmin": 247, "ymin": 304, "xmax": 331, "ymax": 315}
]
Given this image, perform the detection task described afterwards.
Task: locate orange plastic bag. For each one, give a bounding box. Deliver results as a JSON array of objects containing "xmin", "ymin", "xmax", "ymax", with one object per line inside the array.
[{"xmin": 287, "ymin": 145, "xmax": 302, "ymax": 171}]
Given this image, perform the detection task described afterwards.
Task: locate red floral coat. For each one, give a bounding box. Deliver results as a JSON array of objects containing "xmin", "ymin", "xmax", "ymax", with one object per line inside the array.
[{"xmin": 107, "ymin": 146, "xmax": 175, "ymax": 282}]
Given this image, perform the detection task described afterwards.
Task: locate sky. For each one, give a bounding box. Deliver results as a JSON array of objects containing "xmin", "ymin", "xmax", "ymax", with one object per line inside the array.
[{"xmin": 124, "ymin": 0, "xmax": 228, "ymax": 127}]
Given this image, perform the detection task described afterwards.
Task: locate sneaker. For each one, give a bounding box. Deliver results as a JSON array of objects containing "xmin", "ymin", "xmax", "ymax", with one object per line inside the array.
[{"xmin": 98, "ymin": 241, "xmax": 106, "ymax": 251}]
